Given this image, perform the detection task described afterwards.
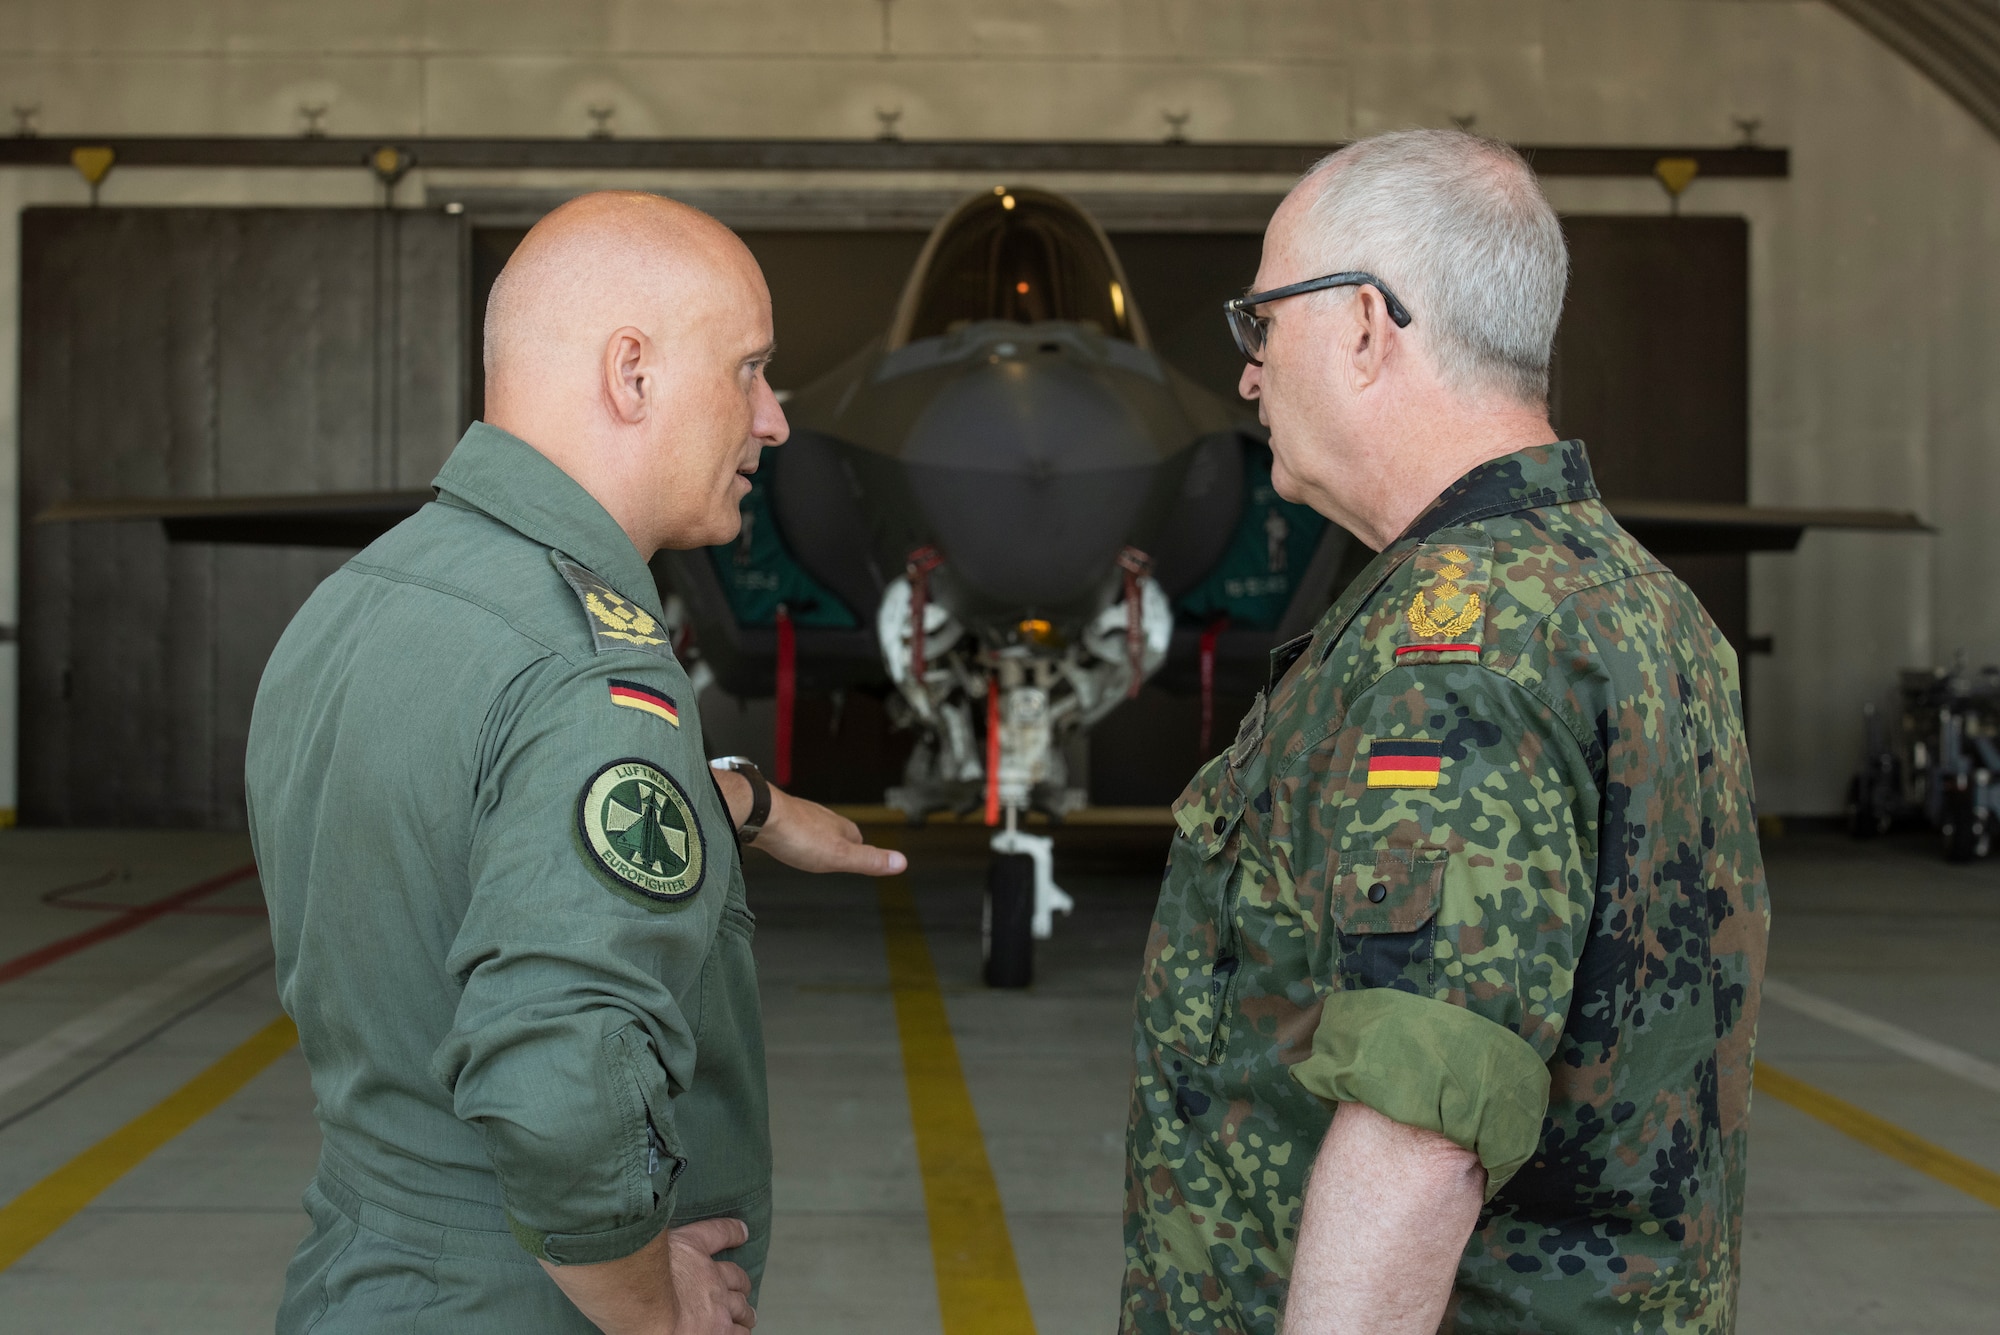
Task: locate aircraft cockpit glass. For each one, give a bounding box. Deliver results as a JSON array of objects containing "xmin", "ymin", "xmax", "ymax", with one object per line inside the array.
[{"xmin": 897, "ymin": 188, "xmax": 1140, "ymax": 346}]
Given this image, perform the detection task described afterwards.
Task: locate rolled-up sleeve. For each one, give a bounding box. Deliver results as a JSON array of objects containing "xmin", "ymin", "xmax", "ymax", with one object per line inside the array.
[
  {"xmin": 1289, "ymin": 664, "xmax": 1596, "ymax": 1196},
  {"xmin": 431, "ymin": 652, "xmax": 726, "ymax": 1263}
]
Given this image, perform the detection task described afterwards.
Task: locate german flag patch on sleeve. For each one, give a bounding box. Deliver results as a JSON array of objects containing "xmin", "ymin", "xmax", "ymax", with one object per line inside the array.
[
  {"xmin": 1365, "ymin": 738, "xmax": 1442, "ymax": 789},
  {"xmin": 608, "ymin": 679, "xmax": 679, "ymax": 726}
]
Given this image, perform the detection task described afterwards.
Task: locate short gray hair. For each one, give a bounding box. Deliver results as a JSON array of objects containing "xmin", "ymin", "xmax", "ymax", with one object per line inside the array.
[{"xmin": 1296, "ymin": 129, "xmax": 1568, "ymax": 404}]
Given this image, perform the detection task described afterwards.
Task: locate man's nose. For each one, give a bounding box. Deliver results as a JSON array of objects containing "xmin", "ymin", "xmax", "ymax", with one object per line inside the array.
[
  {"xmin": 757, "ymin": 382, "xmax": 790, "ymax": 445},
  {"xmin": 1238, "ymin": 361, "xmax": 1263, "ymax": 401}
]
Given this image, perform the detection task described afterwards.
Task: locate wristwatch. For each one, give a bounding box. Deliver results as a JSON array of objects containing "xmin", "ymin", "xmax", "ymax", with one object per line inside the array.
[{"xmin": 709, "ymin": 756, "xmax": 771, "ymax": 845}]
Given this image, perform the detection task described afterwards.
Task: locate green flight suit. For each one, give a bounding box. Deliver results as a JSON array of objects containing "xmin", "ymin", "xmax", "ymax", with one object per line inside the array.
[
  {"xmin": 1123, "ymin": 442, "xmax": 1769, "ymax": 1334},
  {"xmin": 248, "ymin": 423, "xmax": 771, "ymax": 1332}
]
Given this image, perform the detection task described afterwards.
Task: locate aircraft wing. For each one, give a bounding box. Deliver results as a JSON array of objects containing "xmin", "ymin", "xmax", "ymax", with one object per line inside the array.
[
  {"xmin": 35, "ymin": 489, "xmax": 1933, "ymax": 701},
  {"xmin": 36, "ymin": 492, "xmax": 1932, "ymax": 557},
  {"xmin": 35, "ymin": 490, "xmax": 432, "ymax": 546},
  {"xmin": 1605, "ymin": 501, "xmax": 1932, "ymax": 554}
]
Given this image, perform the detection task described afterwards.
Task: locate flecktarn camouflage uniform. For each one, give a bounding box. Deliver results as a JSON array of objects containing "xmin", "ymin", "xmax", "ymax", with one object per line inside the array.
[{"xmin": 1123, "ymin": 441, "xmax": 1769, "ymax": 1334}]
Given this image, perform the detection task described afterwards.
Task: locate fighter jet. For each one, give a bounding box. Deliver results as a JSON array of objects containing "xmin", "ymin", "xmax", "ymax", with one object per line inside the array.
[
  {"xmin": 645, "ymin": 186, "xmax": 1344, "ymax": 981},
  {"xmin": 669, "ymin": 189, "xmax": 1269, "ymax": 815},
  {"xmin": 38, "ymin": 184, "xmax": 1930, "ymax": 986}
]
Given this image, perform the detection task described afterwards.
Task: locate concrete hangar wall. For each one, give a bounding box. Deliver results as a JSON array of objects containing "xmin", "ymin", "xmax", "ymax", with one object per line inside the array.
[{"xmin": 0, "ymin": 0, "xmax": 1994, "ymax": 819}]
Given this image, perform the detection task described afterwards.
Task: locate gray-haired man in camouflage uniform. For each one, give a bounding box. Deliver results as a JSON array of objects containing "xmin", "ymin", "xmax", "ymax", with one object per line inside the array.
[{"xmin": 1123, "ymin": 130, "xmax": 1768, "ymax": 1334}]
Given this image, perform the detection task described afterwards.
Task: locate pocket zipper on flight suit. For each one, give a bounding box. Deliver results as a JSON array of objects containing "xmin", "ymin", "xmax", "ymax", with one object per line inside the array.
[{"xmin": 643, "ymin": 1117, "xmax": 687, "ymax": 1212}]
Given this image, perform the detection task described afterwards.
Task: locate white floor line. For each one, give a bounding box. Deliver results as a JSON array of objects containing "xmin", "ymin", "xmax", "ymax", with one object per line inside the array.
[
  {"xmin": 0, "ymin": 925, "xmax": 274, "ymax": 1102},
  {"xmin": 1762, "ymin": 976, "xmax": 2000, "ymax": 1097}
]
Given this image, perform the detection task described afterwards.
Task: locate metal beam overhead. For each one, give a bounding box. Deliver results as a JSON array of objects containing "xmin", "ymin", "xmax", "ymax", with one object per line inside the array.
[{"xmin": 0, "ymin": 136, "xmax": 1790, "ymax": 179}]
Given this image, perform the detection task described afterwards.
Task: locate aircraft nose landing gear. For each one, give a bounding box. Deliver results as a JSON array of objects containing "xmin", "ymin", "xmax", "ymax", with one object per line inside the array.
[{"xmin": 982, "ymin": 824, "xmax": 1074, "ymax": 988}]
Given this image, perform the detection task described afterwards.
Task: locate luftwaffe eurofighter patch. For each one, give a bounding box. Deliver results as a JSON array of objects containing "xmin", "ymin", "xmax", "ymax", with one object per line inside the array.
[{"xmin": 578, "ymin": 758, "xmax": 706, "ymax": 908}]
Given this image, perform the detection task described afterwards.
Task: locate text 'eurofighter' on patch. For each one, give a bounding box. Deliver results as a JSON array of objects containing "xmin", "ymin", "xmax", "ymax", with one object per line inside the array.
[
  {"xmin": 1366, "ymin": 739, "xmax": 1443, "ymax": 789},
  {"xmin": 608, "ymin": 679, "xmax": 679, "ymax": 726},
  {"xmin": 578, "ymin": 759, "xmax": 705, "ymax": 908}
]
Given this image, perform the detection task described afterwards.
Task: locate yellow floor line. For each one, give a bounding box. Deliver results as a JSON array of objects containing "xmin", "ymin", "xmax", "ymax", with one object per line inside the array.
[
  {"xmin": 1758, "ymin": 1062, "xmax": 2000, "ymax": 1209},
  {"xmin": 0, "ymin": 1013, "xmax": 298, "ymax": 1271},
  {"xmin": 878, "ymin": 872, "xmax": 1037, "ymax": 1334}
]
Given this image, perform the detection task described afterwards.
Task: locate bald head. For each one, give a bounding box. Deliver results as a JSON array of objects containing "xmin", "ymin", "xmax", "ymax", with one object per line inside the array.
[
  {"xmin": 482, "ymin": 191, "xmax": 786, "ymax": 556},
  {"xmin": 485, "ymin": 192, "xmax": 755, "ymax": 391}
]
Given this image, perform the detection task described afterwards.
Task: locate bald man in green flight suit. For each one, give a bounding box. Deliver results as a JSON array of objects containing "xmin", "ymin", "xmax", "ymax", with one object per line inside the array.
[{"xmin": 248, "ymin": 192, "xmax": 904, "ymax": 1335}]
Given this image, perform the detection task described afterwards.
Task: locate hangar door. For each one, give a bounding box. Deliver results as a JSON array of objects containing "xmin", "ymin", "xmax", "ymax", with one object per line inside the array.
[
  {"xmin": 18, "ymin": 208, "xmax": 467, "ymax": 827},
  {"xmin": 1551, "ymin": 216, "xmax": 1750, "ymax": 656}
]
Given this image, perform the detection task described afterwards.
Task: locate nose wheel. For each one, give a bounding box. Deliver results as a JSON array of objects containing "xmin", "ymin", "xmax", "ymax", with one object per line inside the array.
[
  {"xmin": 983, "ymin": 851, "xmax": 1036, "ymax": 987},
  {"xmin": 982, "ymin": 824, "xmax": 1074, "ymax": 988}
]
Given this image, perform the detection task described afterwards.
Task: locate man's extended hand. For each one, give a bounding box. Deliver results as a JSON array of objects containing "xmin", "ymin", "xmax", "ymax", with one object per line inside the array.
[
  {"xmin": 539, "ymin": 1216, "xmax": 754, "ymax": 1335},
  {"xmin": 712, "ymin": 770, "xmax": 907, "ymax": 876}
]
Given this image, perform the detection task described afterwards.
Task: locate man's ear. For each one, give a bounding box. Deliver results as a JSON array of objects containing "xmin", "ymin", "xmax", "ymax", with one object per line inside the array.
[
  {"xmin": 1346, "ymin": 288, "xmax": 1397, "ymax": 392},
  {"xmin": 602, "ymin": 327, "xmax": 650, "ymax": 424}
]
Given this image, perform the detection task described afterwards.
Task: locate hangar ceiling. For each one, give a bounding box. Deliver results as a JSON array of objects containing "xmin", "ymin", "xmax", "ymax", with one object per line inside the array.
[{"xmin": 1831, "ymin": 0, "xmax": 2000, "ymax": 138}]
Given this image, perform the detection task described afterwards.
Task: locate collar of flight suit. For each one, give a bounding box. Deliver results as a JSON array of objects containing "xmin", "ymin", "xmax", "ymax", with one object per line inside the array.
[
  {"xmin": 431, "ymin": 421, "xmax": 668, "ymax": 619},
  {"xmin": 1301, "ymin": 439, "xmax": 1601, "ymax": 673}
]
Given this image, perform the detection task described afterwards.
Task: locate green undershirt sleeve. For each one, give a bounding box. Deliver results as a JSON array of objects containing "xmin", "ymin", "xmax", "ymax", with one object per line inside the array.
[{"xmin": 1289, "ymin": 987, "xmax": 1553, "ymax": 1198}]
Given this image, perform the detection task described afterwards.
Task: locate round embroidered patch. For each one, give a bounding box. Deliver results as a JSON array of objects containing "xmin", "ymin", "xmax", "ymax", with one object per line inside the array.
[{"xmin": 578, "ymin": 759, "xmax": 706, "ymax": 906}]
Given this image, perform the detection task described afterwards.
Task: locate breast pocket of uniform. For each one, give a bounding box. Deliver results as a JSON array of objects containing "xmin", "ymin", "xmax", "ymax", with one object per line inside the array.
[
  {"xmin": 1137, "ymin": 760, "xmax": 1245, "ymax": 1065},
  {"xmin": 1330, "ymin": 847, "xmax": 1446, "ymax": 994}
]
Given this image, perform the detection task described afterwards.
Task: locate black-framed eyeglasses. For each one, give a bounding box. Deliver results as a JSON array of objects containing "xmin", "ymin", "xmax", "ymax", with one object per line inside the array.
[{"xmin": 1223, "ymin": 271, "xmax": 1414, "ymax": 366}]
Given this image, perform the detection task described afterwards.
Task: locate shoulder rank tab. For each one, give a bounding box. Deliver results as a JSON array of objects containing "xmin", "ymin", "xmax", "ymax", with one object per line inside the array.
[
  {"xmin": 1397, "ymin": 541, "xmax": 1490, "ymax": 661},
  {"xmin": 553, "ymin": 554, "xmax": 673, "ymax": 657}
]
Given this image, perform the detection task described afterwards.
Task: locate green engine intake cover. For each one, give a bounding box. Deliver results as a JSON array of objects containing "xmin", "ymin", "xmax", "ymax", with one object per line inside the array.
[
  {"xmin": 1176, "ymin": 444, "xmax": 1326, "ymax": 631},
  {"xmin": 707, "ymin": 468, "xmax": 859, "ymax": 629}
]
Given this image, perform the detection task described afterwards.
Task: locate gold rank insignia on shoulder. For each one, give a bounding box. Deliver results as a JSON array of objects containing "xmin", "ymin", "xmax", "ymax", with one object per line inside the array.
[
  {"xmin": 553, "ymin": 555, "xmax": 674, "ymax": 657},
  {"xmin": 586, "ymin": 591, "xmax": 665, "ymax": 645},
  {"xmin": 1401, "ymin": 543, "xmax": 1489, "ymax": 657}
]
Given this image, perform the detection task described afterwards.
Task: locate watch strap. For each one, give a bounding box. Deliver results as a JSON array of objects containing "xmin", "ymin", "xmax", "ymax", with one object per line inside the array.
[
  {"xmin": 711, "ymin": 757, "xmax": 771, "ymax": 845},
  {"xmin": 739, "ymin": 763, "xmax": 771, "ymax": 844}
]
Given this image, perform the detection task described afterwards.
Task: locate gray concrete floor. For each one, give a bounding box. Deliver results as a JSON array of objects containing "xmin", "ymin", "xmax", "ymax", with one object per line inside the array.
[{"xmin": 0, "ymin": 823, "xmax": 1993, "ymax": 1333}]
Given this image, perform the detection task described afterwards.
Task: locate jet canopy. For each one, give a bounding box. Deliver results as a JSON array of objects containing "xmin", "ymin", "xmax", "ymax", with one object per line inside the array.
[{"xmin": 891, "ymin": 187, "xmax": 1145, "ymax": 348}]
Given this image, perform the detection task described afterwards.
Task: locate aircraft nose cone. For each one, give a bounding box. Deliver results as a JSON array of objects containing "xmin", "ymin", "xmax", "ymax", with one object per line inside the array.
[
  {"xmin": 904, "ymin": 357, "xmax": 1156, "ymax": 476},
  {"xmin": 901, "ymin": 357, "xmax": 1160, "ymax": 609}
]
